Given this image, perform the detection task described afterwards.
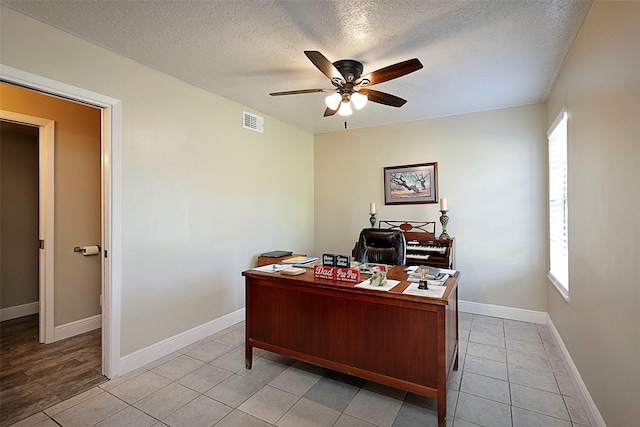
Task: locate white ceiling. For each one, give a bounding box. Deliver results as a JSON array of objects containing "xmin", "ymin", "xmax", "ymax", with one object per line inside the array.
[{"xmin": 3, "ymin": 0, "xmax": 593, "ymax": 134}]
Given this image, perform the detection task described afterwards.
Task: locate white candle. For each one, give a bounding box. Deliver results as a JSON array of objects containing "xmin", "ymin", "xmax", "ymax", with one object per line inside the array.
[
  {"xmin": 369, "ymin": 202, "xmax": 376, "ymax": 214},
  {"xmin": 439, "ymin": 198, "xmax": 448, "ymax": 211}
]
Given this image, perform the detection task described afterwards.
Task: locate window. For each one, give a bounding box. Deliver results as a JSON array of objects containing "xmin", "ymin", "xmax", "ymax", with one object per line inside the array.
[{"xmin": 548, "ymin": 108, "xmax": 569, "ymax": 299}]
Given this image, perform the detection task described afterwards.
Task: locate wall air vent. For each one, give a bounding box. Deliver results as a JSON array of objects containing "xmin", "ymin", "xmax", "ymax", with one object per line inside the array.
[{"xmin": 243, "ymin": 111, "xmax": 264, "ymax": 133}]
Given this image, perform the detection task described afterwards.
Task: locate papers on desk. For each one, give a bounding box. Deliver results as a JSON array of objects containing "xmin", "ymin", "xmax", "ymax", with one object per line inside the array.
[
  {"xmin": 282, "ymin": 255, "xmax": 318, "ymax": 264},
  {"xmin": 406, "ymin": 267, "xmax": 456, "ymax": 287},
  {"xmin": 293, "ymin": 260, "xmax": 318, "ymax": 268},
  {"xmin": 252, "ymin": 264, "xmax": 291, "ymax": 273},
  {"xmin": 407, "ymin": 274, "xmax": 450, "ymax": 287},
  {"xmin": 404, "ymin": 266, "xmax": 457, "ymax": 276},
  {"xmin": 403, "ymin": 282, "xmax": 447, "ymax": 299},
  {"xmin": 355, "ymin": 279, "xmax": 400, "ymax": 292}
]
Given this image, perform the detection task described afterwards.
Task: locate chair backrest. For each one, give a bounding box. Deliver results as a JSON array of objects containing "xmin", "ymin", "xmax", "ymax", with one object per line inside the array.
[{"xmin": 355, "ymin": 228, "xmax": 407, "ymax": 266}]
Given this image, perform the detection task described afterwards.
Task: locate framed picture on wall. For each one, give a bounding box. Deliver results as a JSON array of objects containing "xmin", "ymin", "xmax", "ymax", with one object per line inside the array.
[{"xmin": 384, "ymin": 162, "xmax": 438, "ymax": 205}]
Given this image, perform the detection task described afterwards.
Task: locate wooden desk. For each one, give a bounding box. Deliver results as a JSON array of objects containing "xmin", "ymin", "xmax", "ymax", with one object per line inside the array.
[{"xmin": 242, "ymin": 266, "xmax": 459, "ymax": 427}]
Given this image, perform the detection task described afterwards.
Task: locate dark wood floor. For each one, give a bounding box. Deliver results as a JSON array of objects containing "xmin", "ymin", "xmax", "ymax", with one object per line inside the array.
[{"xmin": 0, "ymin": 314, "xmax": 106, "ymax": 426}]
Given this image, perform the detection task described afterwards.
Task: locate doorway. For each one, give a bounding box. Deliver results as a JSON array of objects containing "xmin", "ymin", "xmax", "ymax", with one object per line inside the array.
[
  {"xmin": 0, "ymin": 112, "xmax": 55, "ymax": 343},
  {"xmin": 0, "ymin": 115, "xmax": 107, "ymax": 425},
  {"xmin": 0, "ymin": 65, "xmax": 122, "ymax": 379},
  {"xmin": 1, "ymin": 86, "xmax": 102, "ymax": 345},
  {"xmin": 0, "ymin": 121, "xmax": 39, "ymax": 321}
]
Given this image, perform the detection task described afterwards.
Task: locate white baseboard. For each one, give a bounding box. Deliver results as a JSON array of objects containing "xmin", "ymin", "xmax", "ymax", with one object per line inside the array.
[
  {"xmin": 459, "ymin": 299, "xmax": 548, "ymax": 324},
  {"xmin": 118, "ymin": 308, "xmax": 245, "ymax": 377},
  {"xmin": 546, "ymin": 316, "xmax": 606, "ymax": 427},
  {"xmin": 0, "ymin": 301, "xmax": 39, "ymax": 321},
  {"xmin": 54, "ymin": 314, "xmax": 101, "ymax": 341}
]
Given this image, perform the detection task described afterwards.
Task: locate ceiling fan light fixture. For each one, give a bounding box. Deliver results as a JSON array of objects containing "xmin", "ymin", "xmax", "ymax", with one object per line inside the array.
[
  {"xmin": 325, "ymin": 92, "xmax": 342, "ymax": 110},
  {"xmin": 271, "ymin": 51, "xmax": 422, "ymax": 119},
  {"xmin": 338, "ymin": 100, "xmax": 353, "ymax": 116},
  {"xmin": 351, "ymin": 91, "xmax": 368, "ymax": 110}
]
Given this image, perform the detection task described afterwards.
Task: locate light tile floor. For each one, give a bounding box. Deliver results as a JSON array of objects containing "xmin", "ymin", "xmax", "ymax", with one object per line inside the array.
[{"xmin": 11, "ymin": 314, "xmax": 592, "ymax": 427}]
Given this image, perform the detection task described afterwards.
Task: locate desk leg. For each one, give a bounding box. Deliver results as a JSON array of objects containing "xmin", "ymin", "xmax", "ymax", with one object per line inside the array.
[
  {"xmin": 245, "ymin": 345, "xmax": 253, "ymax": 369},
  {"xmin": 454, "ymin": 347, "xmax": 459, "ymax": 371},
  {"xmin": 437, "ymin": 394, "xmax": 446, "ymax": 427}
]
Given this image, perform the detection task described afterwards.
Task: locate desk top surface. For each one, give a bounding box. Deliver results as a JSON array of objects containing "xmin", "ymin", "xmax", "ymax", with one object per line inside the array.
[{"xmin": 243, "ymin": 265, "xmax": 459, "ymax": 306}]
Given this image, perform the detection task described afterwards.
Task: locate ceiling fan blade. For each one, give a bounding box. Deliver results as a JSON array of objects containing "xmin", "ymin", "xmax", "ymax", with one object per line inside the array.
[
  {"xmin": 304, "ymin": 51, "xmax": 345, "ymax": 84},
  {"xmin": 358, "ymin": 58, "xmax": 423, "ymax": 86},
  {"xmin": 362, "ymin": 89, "xmax": 407, "ymax": 107},
  {"xmin": 270, "ymin": 88, "xmax": 334, "ymax": 96},
  {"xmin": 324, "ymin": 107, "xmax": 338, "ymax": 117}
]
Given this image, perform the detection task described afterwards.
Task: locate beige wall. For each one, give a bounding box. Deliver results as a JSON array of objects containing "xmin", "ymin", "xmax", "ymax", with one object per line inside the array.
[
  {"xmin": 0, "ymin": 6, "xmax": 315, "ymax": 355},
  {"xmin": 546, "ymin": 1, "xmax": 640, "ymax": 425},
  {"xmin": 0, "ymin": 84, "xmax": 102, "ymax": 326},
  {"xmin": 0, "ymin": 122, "xmax": 39, "ymax": 309},
  {"xmin": 314, "ymin": 104, "xmax": 548, "ymax": 311}
]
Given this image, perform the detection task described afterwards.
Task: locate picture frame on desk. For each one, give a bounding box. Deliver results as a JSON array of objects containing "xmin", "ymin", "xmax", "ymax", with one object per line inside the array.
[{"xmin": 384, "ymin": 162, "xmax": 438, "ymax": 205}]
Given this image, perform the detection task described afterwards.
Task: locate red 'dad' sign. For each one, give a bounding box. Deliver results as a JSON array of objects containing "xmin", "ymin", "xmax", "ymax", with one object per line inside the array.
[
  {"xmin": 314, "ymin": 265, "xmax": 335, "ymax": 280},
  {"xmin": 314, "ymin": 265, "xmax": 361, "ymax": 283}
]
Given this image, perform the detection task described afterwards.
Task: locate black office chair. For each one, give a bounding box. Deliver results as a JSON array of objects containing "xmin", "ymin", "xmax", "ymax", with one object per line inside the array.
[{"xmin": 354, "ymin": 228, "xmax": 407, "ymax": 266}]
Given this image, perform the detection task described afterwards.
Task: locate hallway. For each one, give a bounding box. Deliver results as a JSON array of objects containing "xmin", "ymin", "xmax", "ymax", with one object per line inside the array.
[{"xmin": 0, "ymin": 315, "xmax": 105, "ymax": 426}]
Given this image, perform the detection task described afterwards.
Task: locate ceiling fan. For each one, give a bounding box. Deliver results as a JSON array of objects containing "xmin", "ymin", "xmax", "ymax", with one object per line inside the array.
[{"xmin": 270, "ymin": 51, "xmax": 423, "ymax": 117}]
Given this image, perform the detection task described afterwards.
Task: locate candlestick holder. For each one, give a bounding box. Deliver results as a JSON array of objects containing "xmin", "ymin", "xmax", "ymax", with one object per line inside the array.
[
  {"xmin": 369, "ymin": 213, "xmax": 377, "ymax": 227},
  {"xmin": 439, "ymin": 210, "xmax": 450, "ymax": 240}
]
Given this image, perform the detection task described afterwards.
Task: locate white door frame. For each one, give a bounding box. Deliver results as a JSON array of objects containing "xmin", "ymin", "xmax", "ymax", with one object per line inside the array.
[
  {"xmin": 0, "ymin": 111, "xmax": 55, "ymax": 343},
  {"xmin": 1, "ymin": 64, "xmax": 123, "ymax": 378}
]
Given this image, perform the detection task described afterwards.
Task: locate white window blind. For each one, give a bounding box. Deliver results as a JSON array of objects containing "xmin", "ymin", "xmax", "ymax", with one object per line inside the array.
[{"xmin": 548, "ymin": 108, "xmax": 569, "ymax": 299}]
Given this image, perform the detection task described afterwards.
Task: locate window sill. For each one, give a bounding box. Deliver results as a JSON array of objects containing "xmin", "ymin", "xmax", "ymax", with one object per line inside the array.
[{"xmin": 548, "ymin": 274, "xmax": 570, "ymax": 302}]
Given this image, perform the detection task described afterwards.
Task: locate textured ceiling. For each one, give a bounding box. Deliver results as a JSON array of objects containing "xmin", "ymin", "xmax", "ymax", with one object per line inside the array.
[{"xmin": 3, "ymin": 0, "xmax": 593, "ymax": 134}]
